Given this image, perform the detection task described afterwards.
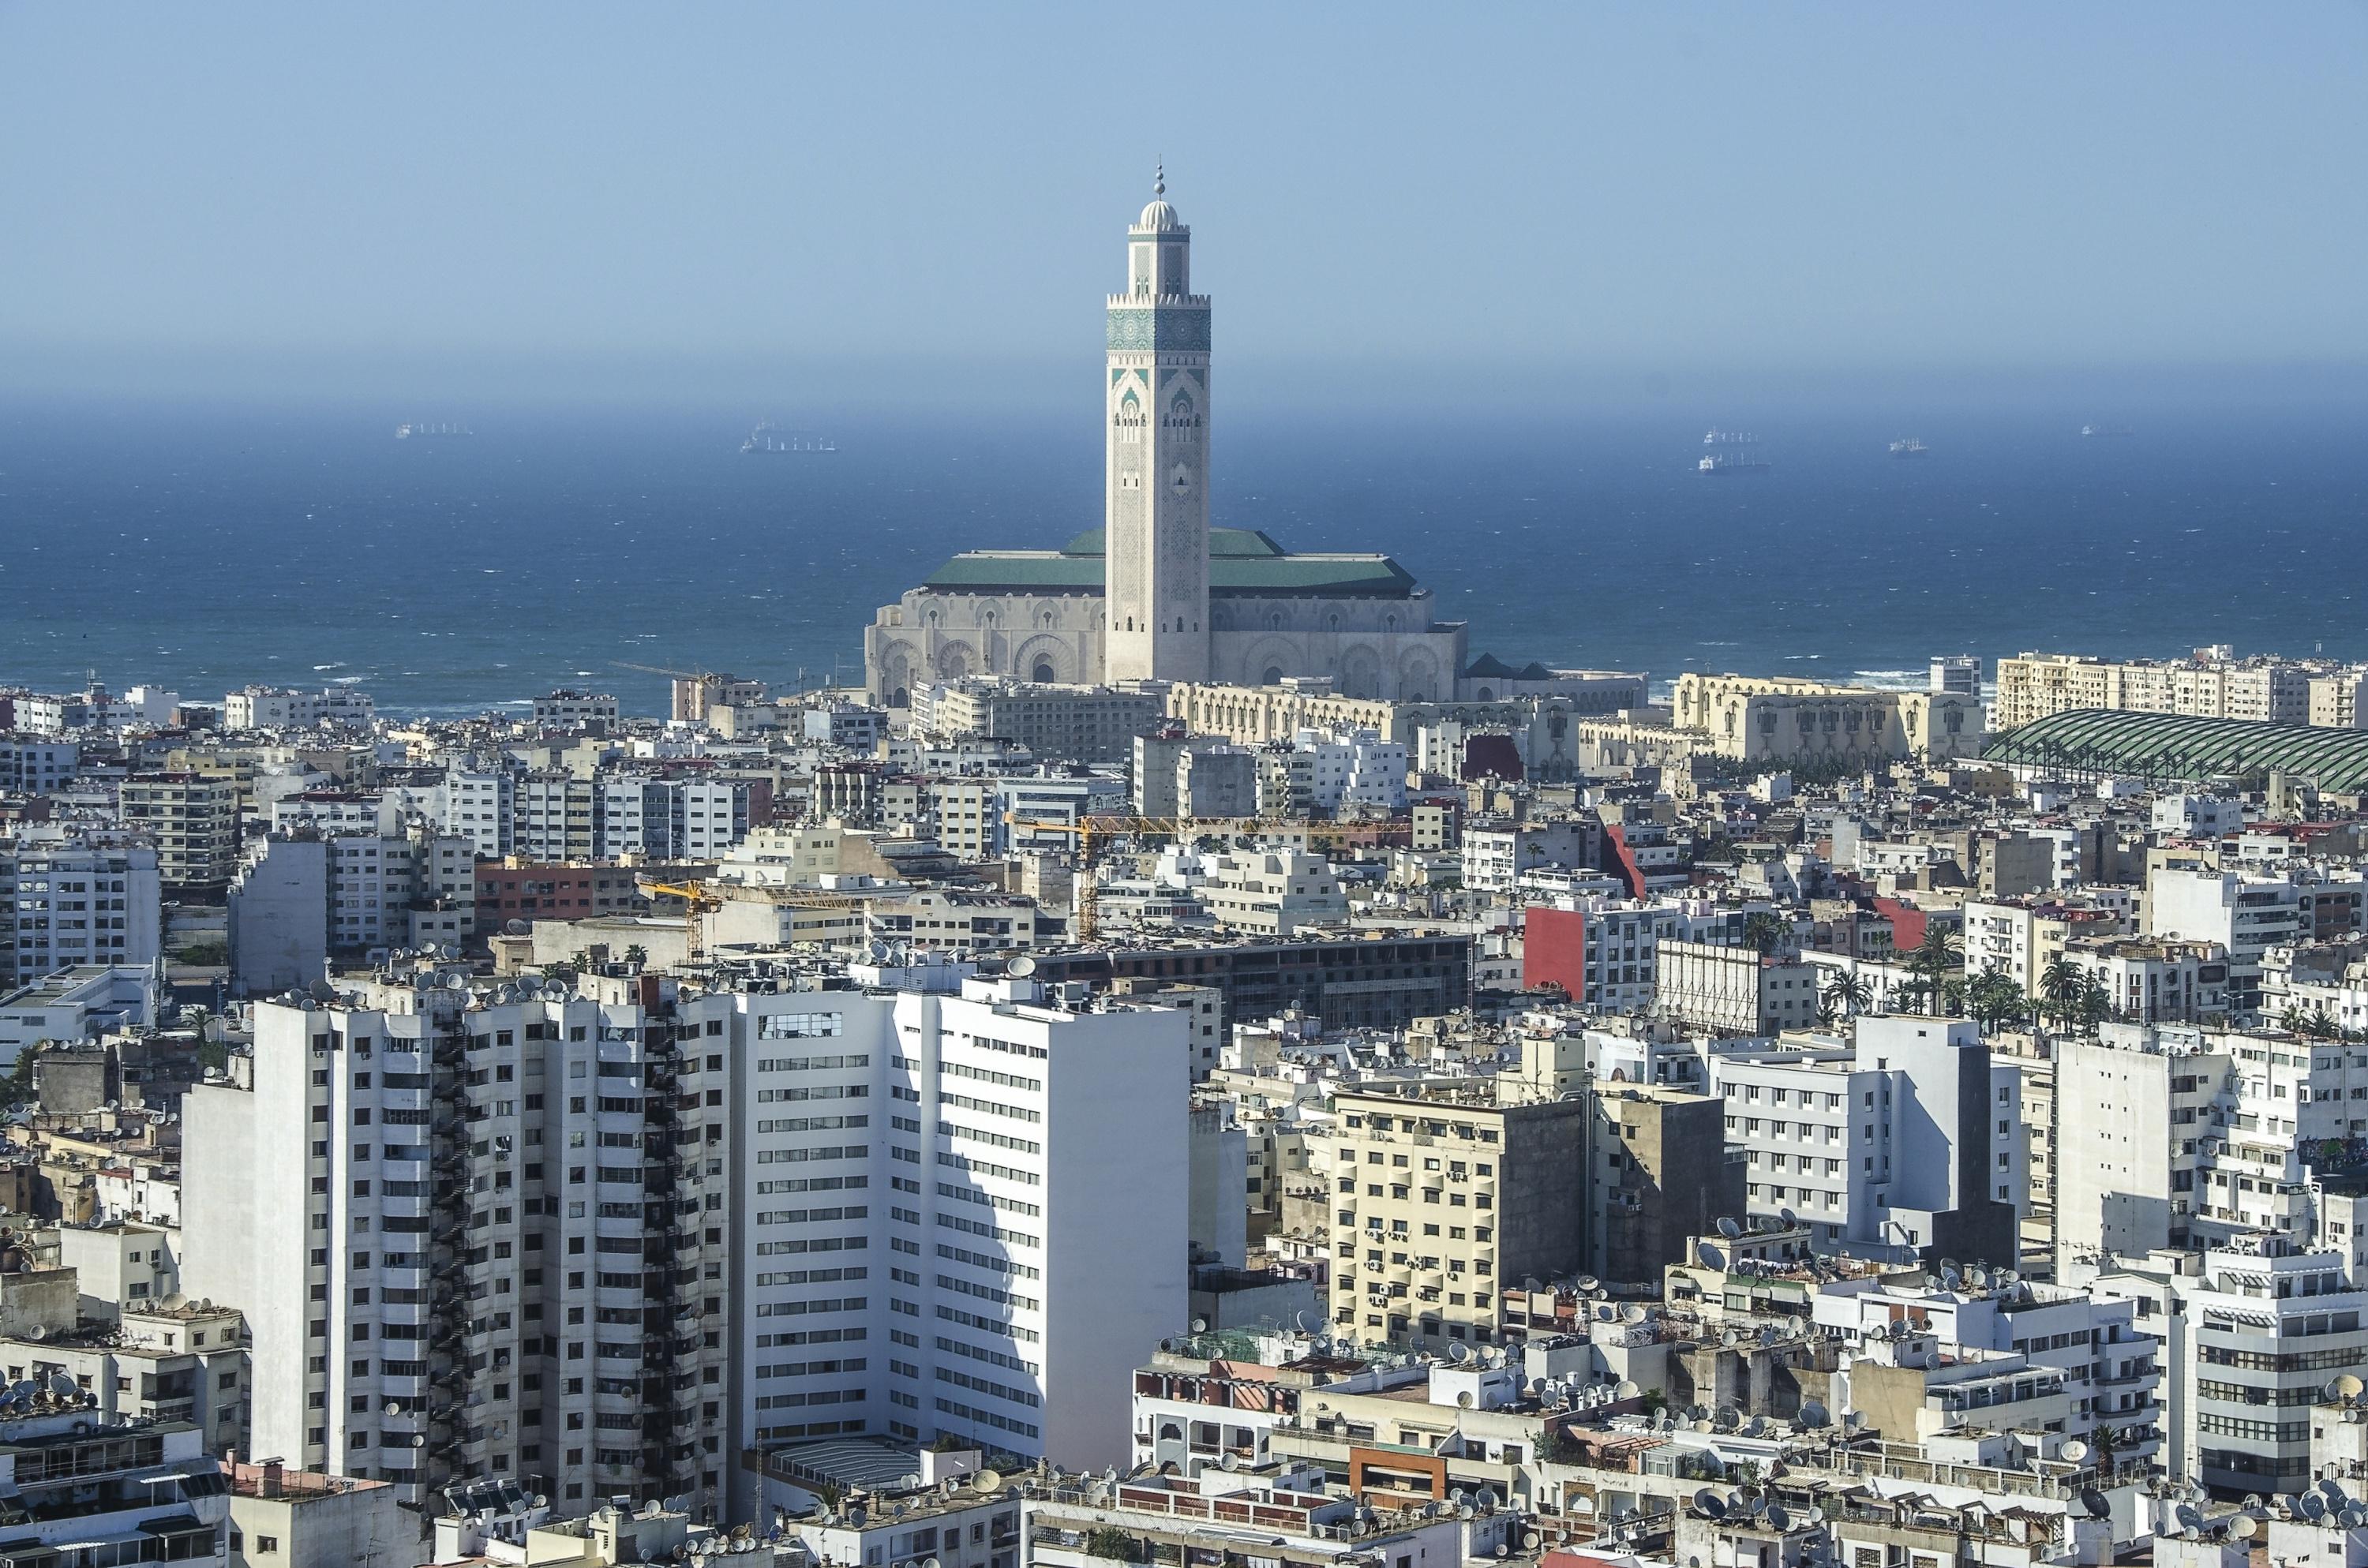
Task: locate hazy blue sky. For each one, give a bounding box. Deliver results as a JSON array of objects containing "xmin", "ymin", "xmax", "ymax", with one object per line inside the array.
[{"xmin": 6, "ymin": 3, "xmax": 2366, "ymax": 406}]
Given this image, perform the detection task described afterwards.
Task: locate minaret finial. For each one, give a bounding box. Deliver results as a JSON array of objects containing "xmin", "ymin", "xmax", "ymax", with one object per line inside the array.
[{"xmin": 1154, "ymin": 159, "xmax": 1165, "ymax": 198}]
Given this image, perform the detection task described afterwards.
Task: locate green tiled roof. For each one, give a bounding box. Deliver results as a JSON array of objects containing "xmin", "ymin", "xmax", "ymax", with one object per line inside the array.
[
  {"xmin": 1983, "ymin": 708, "xmax": 2368, "ymax": 791},
  {"xmin": 920, "ymin": 528, "xmax": 1418, "ymax": 599},
  {"xmin": 1062, "ymin": 526, "xmax": 1285, "ymax": 558}
]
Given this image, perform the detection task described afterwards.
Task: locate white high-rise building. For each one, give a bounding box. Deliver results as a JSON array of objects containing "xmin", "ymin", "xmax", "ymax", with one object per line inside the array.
[
  {"xmin": 182, "ymin": 962, "xmax": 1191, "ymax": 1526},
  {"xmin": 701, "ymin": 965, "xmax": 1188, "ymax": 1517},
  {"xmin": 182, "ymin": 973, "xmax": 733, "ymax": 1514},
  {"xmin": 1102, "ymin": 167, "xmax": 1209, "ymax": 684}
]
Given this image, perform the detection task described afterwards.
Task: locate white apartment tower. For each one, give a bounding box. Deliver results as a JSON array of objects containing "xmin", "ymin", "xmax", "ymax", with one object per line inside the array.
[
  {"xmin": 182, "ymin": 974, "xmax": 731, "ymax": 1514},
  {"xmin": 701, "ymin": 967, "xmax": 1189, "ymax": 1518},
  {"xmin": 1103, "ymin": 167, "xmax": 1212, "ymax": 683}
]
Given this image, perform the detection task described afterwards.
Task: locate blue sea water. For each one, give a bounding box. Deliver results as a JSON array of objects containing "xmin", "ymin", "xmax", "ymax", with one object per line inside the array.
[{"xmin": 2, "ymin": 396, "xmax": 2365, "ymax": 717}]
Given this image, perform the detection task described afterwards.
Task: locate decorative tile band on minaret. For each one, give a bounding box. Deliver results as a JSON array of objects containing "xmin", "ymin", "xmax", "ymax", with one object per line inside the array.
[{"xmin": 1103, "ymin": 170, "xmax": 1212, "ymax": 684}]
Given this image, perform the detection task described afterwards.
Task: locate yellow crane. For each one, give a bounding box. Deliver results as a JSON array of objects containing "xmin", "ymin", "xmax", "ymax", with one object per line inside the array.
[
  {"xmin": 1000, "ymin": 813, "xmax": 1369, "ymax": 943},
  {"xmin": 638, "ymin": 879, "xmax": 721, "ymax": 964},
  {"xmin": 638, "ymin": 877, "xmax": 871, "ymax": 964}
]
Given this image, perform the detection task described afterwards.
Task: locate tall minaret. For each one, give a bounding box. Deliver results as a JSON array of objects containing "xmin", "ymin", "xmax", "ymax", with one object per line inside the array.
[{"xmin": 1103, "ymin": 165, "xmax": 1211, "ymax": 683}]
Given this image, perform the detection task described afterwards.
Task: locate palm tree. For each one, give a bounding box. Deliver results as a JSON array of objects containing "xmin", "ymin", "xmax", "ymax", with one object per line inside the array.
[
  {"xmin": 1823, "ymin": 971, "xmax": 1875, "ymax": 1020},
  {"xmin": 2078, "ymin": 975, "xmax": 2113, "ymax": 1035},
  {"xmin": 2039, "ymin": 957, "xmax": 2086, "ymax": 1034},
  {"xmin": 1969, "ymin": 970, "xmax": 2030, "ymax": 1035},
  {"xmin": 1909, "ymin": 926, "xmax": 1964, "ymax": 1016},
  {"xmin": 2279, "ymin": 1005, "xmax": 2310, "ymax": 1036},
  {"xmin": 624, "ymin": 943, "xmax": 648, "ymax": 971},
  {"xmin": 1744, "ymin": 912, "xmax": 1792, "ymax": 957},
  {"xmin": 1815, "ymin": 999, "xmax": 1842, "ymax": 1031}
]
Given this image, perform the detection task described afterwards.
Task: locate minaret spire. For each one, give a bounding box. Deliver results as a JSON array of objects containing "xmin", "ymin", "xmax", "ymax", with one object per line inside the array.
[{"xmin": 1154, "ymin": 159, "xmax": 1164, "ymax": 197}]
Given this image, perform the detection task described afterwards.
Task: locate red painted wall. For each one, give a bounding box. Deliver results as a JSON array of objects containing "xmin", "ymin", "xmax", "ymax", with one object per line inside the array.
[{"xmin": 1523, "ymin": 904, "xmax": 1590, "ymax": 999}]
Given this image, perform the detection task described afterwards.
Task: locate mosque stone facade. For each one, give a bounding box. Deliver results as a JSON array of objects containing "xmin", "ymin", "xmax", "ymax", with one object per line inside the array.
[{"xmin": 864, "ymin": 178, "xmax": 1467, "ymax": 709}]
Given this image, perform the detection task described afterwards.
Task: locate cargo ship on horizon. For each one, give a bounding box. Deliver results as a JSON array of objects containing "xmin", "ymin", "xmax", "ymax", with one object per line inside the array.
[{"xmin": 742, "ymin": 420, "xmax": 836, "ymax": 454}]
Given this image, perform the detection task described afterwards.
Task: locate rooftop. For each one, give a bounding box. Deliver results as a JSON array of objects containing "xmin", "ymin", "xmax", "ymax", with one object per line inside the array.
[
  {"xmin": 920, "ymin": 527, "xmax": 1419, "ymax": 599},
  {"xmin": 1985, "ymin": 708, "xmax": 2368, "ymax": 792}
]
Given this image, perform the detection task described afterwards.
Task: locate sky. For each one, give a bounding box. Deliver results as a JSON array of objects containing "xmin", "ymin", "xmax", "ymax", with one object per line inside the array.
[{"xmin": 5, "ymin": 3, "xmax": 2367, "ymax": 410}]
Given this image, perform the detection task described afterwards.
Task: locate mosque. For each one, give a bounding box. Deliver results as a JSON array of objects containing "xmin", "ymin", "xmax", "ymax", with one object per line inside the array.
[{"xmin": 862, "ymin": 175, "xmax": 1471, "ymax": 709}]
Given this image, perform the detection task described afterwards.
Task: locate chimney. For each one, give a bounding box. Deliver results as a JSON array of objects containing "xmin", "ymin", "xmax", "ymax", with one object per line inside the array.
[{"xmin": 262, "ymin": 1458, "xmax": 283, "ymax": 1498}]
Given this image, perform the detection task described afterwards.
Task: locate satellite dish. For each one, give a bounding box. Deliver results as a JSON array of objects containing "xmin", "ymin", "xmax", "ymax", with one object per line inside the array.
[
  {"xmin": 2336, "ymin": 1374, "xmax": 2366, "ymax": 1399},
  {"xmin": 1008, "ymin": 955, "xmax": 1037, "ymax": 978},
  {"xmin": 1717, "ymin": 1217, "xmax": 1744, "ymax": 1240},
  {"xmin": 1576, "ymin": 1275, "xmax": 1601, "ymax": 1293},
  {"xmin": 1799, "ymin": 1399, "xmax": 1830, "ymax": 1428},
  {"xmin": 1621, "ymin": 1303, "xmax": 1647, "ymax": 1323},
  {"xmin": 1766, "ymin": 1506, "xmax": 1791, "ymax": 1532},
  {"xmin": 972, "ymin": 1470, "xmax": 1002, "ymax": 1495},
  {"xmin": 1219, "ymin": 1450, "xmax": 1240, "ymax": 1470},
  {"xmin": 2304, "ymin": 1495, "xmax": 2329, "ymax": 1521},
  {"xmin": 2177, "ymin": 1505, "xmax": 2204, "ymax": 1532},
  {"xmin": 384, "ymin": 1401, "xmax": 403, "ymax": 1417},
  {"xmin": 1778, "ymin": 1206, "xmax": 1797, "ymax": 1229},
  {"xmin": 2078, "ymin": 1489, "xmax": 2110, "ymax": 1521},
  {"xmin": 2229, "ymin": 1517, "xmax": 2258, "ymax": 1541},
  {"xmin": 505, "ymin": 919, "xmax": 530, "ymax": 936},
  {"xmin": 2060, "ymin": 1439, "xmax": 2089, "ymax": 1463},
  {"xmin": 1695, "ymin": 1241, "xmax": 1726, "ymax": 1270},
  {"xmin": 1450, "ymin": 1341, "xmax": 1473, "ymax": 1363},
  {"xmin": 1456, "ymin": 1391, "xmax": 1474, "ymax": 1409},
  {"xmin": 1190, "ymin": 1317, "xmax": 1208, "ymax": 1334},
  {"xmin": 1616, "ymin": 1379, "xmax": 1639, "ymax": 1399}
]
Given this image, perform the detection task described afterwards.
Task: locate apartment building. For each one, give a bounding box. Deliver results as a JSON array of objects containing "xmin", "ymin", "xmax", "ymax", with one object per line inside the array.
[
  {"xmin": 1961, "ymin": 896, "xmax": 2126, "ymax": 995},
  {"xmin": 0, "ymin": 838, "xmax": 161, "ymax": 987},
  {"xmin": 1326, "ymin": 1087, "xmax": 1588, "ymax": 1350},
  {"xmin": 2060, "ymin": 937, "xmax": 2228, "ymax": 1023},
  {"xmin": 2309, "ymin": 669, "xmax": 2368, "ymax": 730},
  {"xmin": 1812, "ymin": 1274, "xmax": 2160, "ymax": 1461},
  {"xmin": 695, "ymin": 967, "xmax": 1187, "ymax": 1516},
  {"xmin": 1029, "ymin": 932, "xmax": 1473, "ymax": 1035},
  {"xmin": 0, "ymin": 739, "xmax": 79, "ymax": 795},
  {"xmin": 1710, "ymin": 1016, "xmax": 2024, "ymax": 1266},
  {"xmin": 1587, "ymin": 1086, "xmax": 1744, "ymax": 1287},
  {"xmin": 2146, "ymin": 866, "xmax": 2337, "ymax": 1009},
  {"xmin": 0, "ymin": 1397, "xmax": 230, "ymax": 1567},
  {"xmin": 1183, "ymin": 850, "xmax": 1347, "ymax": 936},
  {"xmin": 120, "ymin": 773, "xmax": 242, "ymax": 889},
  {"xmin": 533, "ymin": 691, "xmax": 621, "ymax": 728},
  {"xmin": 912, "ymin": 680, "xmax": 1163, "ymax": 766},
  {"xmin": 2093, "ymin": 1242, "xmax": 2368, "ymax": 1495},
  {"xmin": 0, "ymin": 1293, "xmax": 249, "ymax": 1455},
  {"xmin": 1994, "ymin": 649, "xmax": 2322, "ymax": 732},
  {"xmin": 182, "ymin": 973, "xmax": 735, "ymax": 1512},
  {"xmin": 2055, "ymin": 1022, "xmax": 2368, "ymax": 1278},
  {"xmin": 223, "ymin": 687, "xmax": 377, "ymax": 730}
]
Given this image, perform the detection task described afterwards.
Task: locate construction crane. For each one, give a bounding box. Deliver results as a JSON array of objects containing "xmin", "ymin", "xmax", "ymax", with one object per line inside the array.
[
  {"xmin": 999, "ymin": 813, "xmax": 1370, "ymax": 944},
  {"xmin": 638, "ymin": 877, "xmax": 873, "ymax": 964},
  {"xmin": 638, "ymin": 879, "xmax": 721, "ymax": 964},
  {"xmin": 612, "ymin": 661, "xmax": 714, "ymax": 679}
]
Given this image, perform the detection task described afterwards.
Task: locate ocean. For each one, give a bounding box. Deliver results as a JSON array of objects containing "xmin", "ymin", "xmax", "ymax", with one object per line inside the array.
[{"xmin": 3, "ymin": 395, "xmax": 2366, "ymax": 717}]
